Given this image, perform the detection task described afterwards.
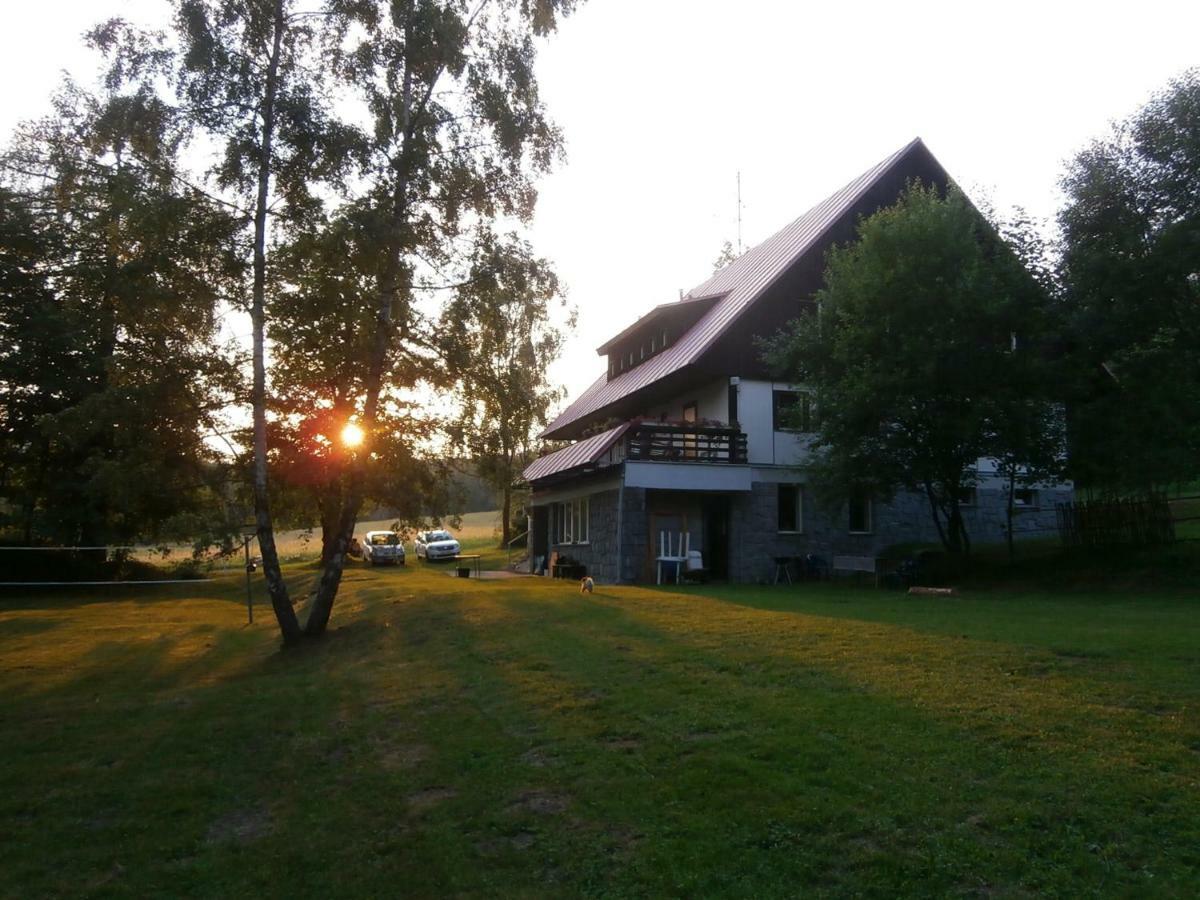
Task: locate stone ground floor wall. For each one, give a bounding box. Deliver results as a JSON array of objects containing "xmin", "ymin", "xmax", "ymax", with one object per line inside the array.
[
  {"xmin": 528, "ymin": 487, "xmax": 642, "ymax": 584},
  {"xmin": 726, "ymin": 481, "xmax": 1071, "ymax": 583},
  {"xmin": 531, "ymin": 475, "xmax": 1071, "ymax": 585}
]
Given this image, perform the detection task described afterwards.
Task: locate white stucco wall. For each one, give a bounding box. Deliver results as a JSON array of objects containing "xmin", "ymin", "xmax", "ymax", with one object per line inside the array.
[
  {"xmin": 734, "ymin": 379, "xmax": 815, "ymax": 465},
  {"xmin": 639, "ymin": 377, "xmax": 816, "ymax": 466},
  {"xmin": 642, "ymin": 377, "xmax": 729, "ymax": 423}
]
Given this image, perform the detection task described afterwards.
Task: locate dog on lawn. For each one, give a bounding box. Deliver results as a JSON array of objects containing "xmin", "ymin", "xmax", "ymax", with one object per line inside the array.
[{"xmin": 580, "ymin": 576, "xmax": 594, "ymax": 594}]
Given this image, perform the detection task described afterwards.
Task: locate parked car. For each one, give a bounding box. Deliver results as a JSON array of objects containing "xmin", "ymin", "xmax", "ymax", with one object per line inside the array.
[
  {"xmin": 414, "ymin": 529, "xmax": 461, "ymax": 561},
  {"xmin": 361, "ymin": 530, "xmax": 406, "ymax": 566}
]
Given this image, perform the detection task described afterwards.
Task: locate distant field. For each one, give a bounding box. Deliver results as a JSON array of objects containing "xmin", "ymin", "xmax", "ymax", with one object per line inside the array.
[
  {"xmin": 271, "ymin": 509, "xmax": 502, "ymax": 559},
  {"xmin": 139, "ymin": 510, "xmax": 505, "ymax": 571}
]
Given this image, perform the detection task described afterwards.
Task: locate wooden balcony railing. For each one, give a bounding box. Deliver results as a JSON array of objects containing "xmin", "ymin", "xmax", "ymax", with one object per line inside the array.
[{"xmin": 624, "ymin": 423, "xmax": 748, "ymax": 464}]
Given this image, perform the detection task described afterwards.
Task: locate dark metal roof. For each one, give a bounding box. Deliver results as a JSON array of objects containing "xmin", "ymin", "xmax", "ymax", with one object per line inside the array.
[
  {"xmin": 542, "ymin": 138, "xmax": 928, "ymax": 439},
  {"xmin": 594, "ymin": 293, "xmax": 724, "ymax": 354},
  {"xmin": 521, "ymin": 422, "xmax": 630, "ymax": 483}
]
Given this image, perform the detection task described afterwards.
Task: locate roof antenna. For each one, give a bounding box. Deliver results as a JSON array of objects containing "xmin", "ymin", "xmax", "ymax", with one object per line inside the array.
[{"xmin": 737, "ymin": 170, "xmax": 743, "ymax": 253}]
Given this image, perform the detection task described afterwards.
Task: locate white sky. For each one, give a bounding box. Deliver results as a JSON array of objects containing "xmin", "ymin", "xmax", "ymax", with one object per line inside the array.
[{"xmin": 4, "ymin": 0, "xmax": 1199, "ymax": 411}]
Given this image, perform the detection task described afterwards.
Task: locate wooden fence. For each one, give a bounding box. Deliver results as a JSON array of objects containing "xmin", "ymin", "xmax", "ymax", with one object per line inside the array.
[{"xmin": 1056, "ymin": 496, "xmax": 1177, "ymax": 548}]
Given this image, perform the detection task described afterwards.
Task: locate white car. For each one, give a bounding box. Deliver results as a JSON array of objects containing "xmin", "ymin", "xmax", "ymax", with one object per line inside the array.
[
  {"xmin": 415, "ymin": 529, "xmax": 461, "ymax": 561},
  {"xmin": 361, "ymin": 531, "xmax": 406, "ymax": 566}
]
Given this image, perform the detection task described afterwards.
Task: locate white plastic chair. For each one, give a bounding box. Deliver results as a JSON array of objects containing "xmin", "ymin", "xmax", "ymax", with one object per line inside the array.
[{"xmin": 655, "ymin": 531, "xmax": 689, "ymax": 584}]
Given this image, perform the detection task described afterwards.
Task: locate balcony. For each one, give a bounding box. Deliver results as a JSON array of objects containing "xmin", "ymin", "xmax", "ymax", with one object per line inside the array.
[{"xmin": 624, "ymin": 423, "xmax": 748, "ymax": 464}]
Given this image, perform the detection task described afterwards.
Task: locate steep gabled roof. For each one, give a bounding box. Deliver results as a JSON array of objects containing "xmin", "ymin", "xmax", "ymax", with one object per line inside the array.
[
  {"xmin": 542, "ymin": 137, "xmax": 933, "ymax": 439},
  {"xmin": 521, "ymin": 421, "xmax": 630, "ymax": 483},
  {"xmin": 594, "ymin": 293, "xmax": 723, "ymax": 355}
]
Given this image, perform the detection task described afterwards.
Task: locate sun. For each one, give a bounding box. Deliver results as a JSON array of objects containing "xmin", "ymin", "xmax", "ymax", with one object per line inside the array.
[{"xmin": 340, "ymin": 422, "xmax": 365, "ymax": 448}]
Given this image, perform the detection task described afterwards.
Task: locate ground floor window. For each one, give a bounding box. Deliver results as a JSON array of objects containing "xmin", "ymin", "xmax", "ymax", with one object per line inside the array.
[
  {"xmin": 777, "ymin": 484, "xmax": 803, "ymax": 532},
  {"xmin": 554, "ymin": 497, "xmax": 590, "ymax": 544},
  {"xmin": 848, "ymin": 491, "xmax": 872, "ymax": 534},
  {"xmin": 1013, "ymin": 488, "xmax": 1039, "ymax": 508}
]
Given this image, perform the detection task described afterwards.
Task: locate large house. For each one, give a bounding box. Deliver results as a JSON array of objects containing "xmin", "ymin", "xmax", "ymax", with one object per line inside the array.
[{"xmin": 522, "ymin": 139, "xmax": 1071, "ymax": 583}]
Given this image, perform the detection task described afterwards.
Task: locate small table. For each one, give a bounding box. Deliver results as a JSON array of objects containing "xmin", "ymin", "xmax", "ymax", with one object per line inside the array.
[
  {"xmin": 772, "ymin": 556, "xmax": 793, "ymax": 585},
  {"xmin": 451, "ymin": 554, "xmax": 482, "ymax": 577}
]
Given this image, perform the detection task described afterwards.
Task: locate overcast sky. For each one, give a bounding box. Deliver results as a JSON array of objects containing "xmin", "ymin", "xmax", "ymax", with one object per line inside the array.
[{"xmin": 4, "ymin": 1, "xmax": 1199, "ymax": 408}]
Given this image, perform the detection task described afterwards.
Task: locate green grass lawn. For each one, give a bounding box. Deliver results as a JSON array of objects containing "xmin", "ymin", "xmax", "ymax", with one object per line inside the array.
[{"xmin": 2, "ymin": 568, "xmax": 1198, "ymax": 897}]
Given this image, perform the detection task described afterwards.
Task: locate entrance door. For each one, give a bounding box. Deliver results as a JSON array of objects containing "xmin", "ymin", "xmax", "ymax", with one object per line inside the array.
[{"xmin": 701, "ymin": 495, "xmax": 730, "ymax": 580}]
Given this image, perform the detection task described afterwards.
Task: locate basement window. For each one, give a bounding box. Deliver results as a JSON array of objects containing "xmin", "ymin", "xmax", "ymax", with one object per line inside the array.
[
  {"xmin": 778, "ymin": 484, "xmax": 803, "ymax": 533},
  {"xmin": 1013, "ymin": 488, "xmax": 1039, "ymax": 508},
  {"xmin": 848, "ymin": 491, "xmax": 873, "ymax": 534}
]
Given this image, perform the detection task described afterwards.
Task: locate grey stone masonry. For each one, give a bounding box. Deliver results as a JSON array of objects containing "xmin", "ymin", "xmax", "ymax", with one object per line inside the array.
[
  {"xmin": 726, "ymin": 481, "xmax": 1071, "ymax": 584},
  {"xmin": 619, "ymin": 487, "xmax": 647, "ymax": 583},
  {"xmin": 535, "ymin": 476, "xmax": 1070, "ymax": 585},
  {"xmin": 538, "ymin": 488, "xmax": 637, "ymax": 584}
]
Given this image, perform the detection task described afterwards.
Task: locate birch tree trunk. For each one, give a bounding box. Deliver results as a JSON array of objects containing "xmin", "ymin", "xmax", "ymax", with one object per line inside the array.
[{"xmin": 251, "ymin": 0, "xmax": 302, "ymax": 642}]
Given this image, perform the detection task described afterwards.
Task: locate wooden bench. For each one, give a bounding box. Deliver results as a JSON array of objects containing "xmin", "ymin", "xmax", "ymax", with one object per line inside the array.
[{"xmin": 832, "ymin": 555, "xmax": 880, "ymax": 587}]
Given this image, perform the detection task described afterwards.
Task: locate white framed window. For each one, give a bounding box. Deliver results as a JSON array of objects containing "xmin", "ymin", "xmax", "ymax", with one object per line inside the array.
[
  {"xmin": 772, "ymin": 390, "xmax": 815, "ymax": 432},
  {"xmin": 554, "ymin": 497, "xmax": 590, "ymax": 545},
  {"xmin": 777, "ymin": 484, "xmax": 803, "ymax": 533},
  {"xmin": 1013, "ymin": 488, "xmax": 1039, "ymax": 508},
  {"xmin": 848, "ymin": 491, "xmax": 873, "ymax": 534},
  {"xmin": 958, "ymin": 486, "xmax": 978, "ymax": 507}
]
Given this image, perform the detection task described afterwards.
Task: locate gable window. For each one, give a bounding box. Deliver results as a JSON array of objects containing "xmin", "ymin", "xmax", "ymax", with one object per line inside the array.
[
  {"xmin": 554, "ymin": 497, "xmax": 590, "ymax": 544},
  {"xmin": 778, "ymin": 484, "xmax": 803, "ymax": 533},
  {"xmin": 772, "ymin": 390, "xmax": 814, "ymax": 432},
  {"xmin": 848, "ymin": 491, "xmax": 872, "ymax": 534}
]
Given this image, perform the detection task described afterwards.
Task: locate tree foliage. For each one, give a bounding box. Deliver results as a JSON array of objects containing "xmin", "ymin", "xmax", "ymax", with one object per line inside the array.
[
  {"xmin": 1058, "ymin": 68, "xmax": 1200, "ymax": 496},
  {"xmin": 266, "ymin": 204, "xmax": 455, "ymax": 563},
  {"xmin": 441, "ymin": 233, "xmax": 569, "ymax": 547},
  {"xmin": 711, "ymin": 239, "xmax": 741, "ymax": 274},
  {"xmin": 0, "ymin": 76, "xmax": 242, "ymax": 548},
  {"xmin": 292, "ymin": 0, "xmax": 576, "ymax": 636},
  {"xmin": 763, "ymin": 184, "xmax": 1060, "ymax": 555},
  {"xmin": 154, "ymin": 0, "xmax": 363, "ymax": 640}
]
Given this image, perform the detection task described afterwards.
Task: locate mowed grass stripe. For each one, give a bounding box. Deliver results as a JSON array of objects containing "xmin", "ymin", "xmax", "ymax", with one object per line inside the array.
[
  {"xmin": 455, "ymin": 583, "xmax": 1199, "ymax": 893},
  {"xmin": 1, "ymin": 568, "xmax": 1198, "ymax": 896}
]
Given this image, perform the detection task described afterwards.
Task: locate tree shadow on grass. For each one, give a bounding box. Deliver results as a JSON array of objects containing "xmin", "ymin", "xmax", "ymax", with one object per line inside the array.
[{"xmin": 477, "ymin": 587, "xmax": 1200, "ymax": 894}]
